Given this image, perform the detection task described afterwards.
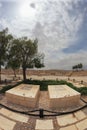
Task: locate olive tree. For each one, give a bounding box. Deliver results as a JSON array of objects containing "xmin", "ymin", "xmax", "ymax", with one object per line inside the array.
[
  {"xmin": 6, "ymin": 57, "xmax": 20, "ymax": 77},
  {"xmin": 8, "ymin": 37, "xmax": 44, "ymax": 80},
  {"xmin": 0, "ymin": 28, "xmax": 13, "ymax": 83}
]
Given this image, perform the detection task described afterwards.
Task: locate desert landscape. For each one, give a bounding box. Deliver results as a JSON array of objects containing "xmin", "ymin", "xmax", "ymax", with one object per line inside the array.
[
  {"xmin": 1, "ymin": 69, "xmax": 87, "ymax": 86},
  {"xmin": 0, "ymin": 69, "xmax": 87, "ymax": 130}
]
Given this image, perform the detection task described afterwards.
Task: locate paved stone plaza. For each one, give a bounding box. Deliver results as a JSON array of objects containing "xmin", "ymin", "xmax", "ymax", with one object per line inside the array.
[
  {"xmin": 0, "ymin": 90, "xmax": 87, "ymax": 130},
  {"xmin": 0, "ymin": 106, "xmax": 87, "ymax": 130}
]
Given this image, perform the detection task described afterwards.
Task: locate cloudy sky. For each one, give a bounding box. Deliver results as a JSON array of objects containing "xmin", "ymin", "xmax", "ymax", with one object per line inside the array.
[{"xmin": 0, "ymin": 0, "xmax": 87, "ymax": 70}]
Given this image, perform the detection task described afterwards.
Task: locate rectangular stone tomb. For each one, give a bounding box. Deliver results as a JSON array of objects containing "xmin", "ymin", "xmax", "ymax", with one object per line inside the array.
[
  {"xmin": 48, "ymin": 85, "xmax": 81, "ymax": 108},
  {"xmin": 6, "ymin": 84, "xmax": 40, "ymax": 108}
]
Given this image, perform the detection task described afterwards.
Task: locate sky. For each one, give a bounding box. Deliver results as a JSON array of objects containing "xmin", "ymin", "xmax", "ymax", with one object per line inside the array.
[{"xmin": 0, "ymin": 0, "xmax": 87, "ymax": 70}]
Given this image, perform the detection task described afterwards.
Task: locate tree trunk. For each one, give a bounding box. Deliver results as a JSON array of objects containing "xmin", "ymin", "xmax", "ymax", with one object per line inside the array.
[
  {"xmin": 0, "ymin": 64, "xmax": 1, "ymax": 83},
  {"xmin": 13, "ymin": 70, "xmax": 16, "ymax": 77},
  {"xmin": 23, "ymin": 67, "xmax": 26, "ymax": 81}
]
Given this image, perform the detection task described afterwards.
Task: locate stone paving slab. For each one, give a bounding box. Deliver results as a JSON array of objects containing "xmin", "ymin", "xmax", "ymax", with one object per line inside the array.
[
  {"xmin": 83, "ymin": 108, "xmax": 87, "ymax": 115},
  {"xmin": 74, "ymin": 110, "xmax": 86, "ymax": 120},
  {"xmin": 75, "ymin": 118, "xmax": 87, "ymax": 130},
  {"xmin": 0, "ymin": 115, "xmax": 16, "ymax": 130},
  {"xmin": 59, "ymin": 125, "xmax": 77, "ymax": 130},
  {"xmin": 57, "ymin": 114, "xmax": 78, "ymax": 126},
  {"xmin": 0, "ymin": 128, "xmax": 4, "ymax": 130},
  {"xmin": 35, "ymin": 119, "xmax": 54, "ymax": 130},
  {"xmin": 0, "ymin": 108, "xmax": 29, "ymax": 123}
]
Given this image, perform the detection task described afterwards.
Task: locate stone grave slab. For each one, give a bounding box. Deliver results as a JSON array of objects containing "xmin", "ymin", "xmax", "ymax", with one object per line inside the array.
[
  {"xmin": 48, "ymin": 85, "xmax": 81, "ymax": 108},
  {"xmin": 6, "ymin": 84, "xmax": 40, "ymax": 107}
]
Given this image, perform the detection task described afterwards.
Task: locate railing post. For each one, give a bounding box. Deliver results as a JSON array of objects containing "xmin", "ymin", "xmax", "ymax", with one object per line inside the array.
[{"xmin": 39, "ymin": 109, "xmax": 44, "ymax": 118}]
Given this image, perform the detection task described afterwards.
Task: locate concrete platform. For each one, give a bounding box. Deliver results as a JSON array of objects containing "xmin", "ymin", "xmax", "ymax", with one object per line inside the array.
[
  {"xmin": 48, "ymin": 85, "xmax": 81, "ymax": 108},
  {"xmin": 6, "ymin": 84, "xmax": 40, "ymax": 108}
]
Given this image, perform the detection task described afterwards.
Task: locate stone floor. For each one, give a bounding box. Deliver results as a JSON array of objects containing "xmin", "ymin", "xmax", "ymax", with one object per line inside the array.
[{"xmin": 0, "ymin": 91, "xmax": 87, "ymax": 130}]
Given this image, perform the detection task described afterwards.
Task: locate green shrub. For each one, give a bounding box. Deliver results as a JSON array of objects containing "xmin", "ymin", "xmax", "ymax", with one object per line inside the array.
[
  {"xmin": 77, "ymin": 87, "xmax": 87, "ymax": 95},
  {"xmin": 23, "ymin": 79, "xmax": 69, "ymax": 91},
  {"xmin": 0, "ymin": 81, "xmax": 23, "ymax": 94},
  {"xmin": 0, "ymin": 79, "xmax": 87, "ymax": 95}
]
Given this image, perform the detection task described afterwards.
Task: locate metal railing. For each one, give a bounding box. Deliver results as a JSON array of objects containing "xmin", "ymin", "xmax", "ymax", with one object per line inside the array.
[{"xmin": 0, "ymin": 97, "xmax": 87, "ymax": 118}]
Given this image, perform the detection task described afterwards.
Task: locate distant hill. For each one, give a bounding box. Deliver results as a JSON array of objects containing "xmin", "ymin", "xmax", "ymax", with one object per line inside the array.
[{"xmin": 1, "ymin": 69, "xmax": 87, "ymax": 76}]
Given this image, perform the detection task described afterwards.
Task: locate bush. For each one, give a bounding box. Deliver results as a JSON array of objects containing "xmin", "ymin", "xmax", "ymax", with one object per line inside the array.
[
  {"xmin": 77, "ymin": 87, "xmax": 87, "ymax": 95},
  {"xmin": 0, "ymin": 81, "xmax": 23, "ymax": 94},
  {"xmin": 23, "ymin": 79, "xmax": 69, "ymax": 91},
  {"xmin": 0, "ymin": 79, "xmax": 87, "ymax": 95}
]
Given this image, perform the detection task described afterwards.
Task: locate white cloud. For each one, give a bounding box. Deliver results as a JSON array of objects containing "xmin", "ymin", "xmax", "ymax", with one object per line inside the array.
[
  {"xmin": 0, "ymin": 0, "xmax": 83, "ymax": 41},
  {"xmin": 0, "ymin": 0, "xmax": 86, "ymax": 69},
  {"xmin": 45, "ymin": 50, "xmax": 87, "ymax": 69},
  {"xmin": 32, "ymin": 0, "xmax": 83, "ymax": 60}
]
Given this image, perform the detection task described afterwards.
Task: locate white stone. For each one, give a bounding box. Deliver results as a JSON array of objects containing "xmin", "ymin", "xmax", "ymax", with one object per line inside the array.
[
  {"xmin": 76, "ymin": 118, "xmax": 87, "ymax": 130},
  {"xmin": 48, "ymin": 85, "xmax": 80, "ymax": 108},
  {"xmin": 57, "ymin": 114, "xmax": 78, "ymax": 126},
  {"xmin": 0, "ymin": 115, "xmax": 16, "ymax": 130},
  {"xmin": 6, "ymin": 84, "xmax": 40, "ymax": 107},
  {"xmin": 0, "ymin": 108, "xmax": 29, "ymax": 123},
  {"xmin": 74, "ymin": 110, "xmax": 86, "ymax": 120},
  {"xmin": 59, "ymin": 125, "xmax": 77, "ymax": 130},
  {"xmin": 35, "ymin": 119, "xmax": 54, "ymax": 130}
]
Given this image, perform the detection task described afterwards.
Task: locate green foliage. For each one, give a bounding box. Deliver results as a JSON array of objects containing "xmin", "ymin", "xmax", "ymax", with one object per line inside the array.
[
  {"xmin": 0, "ymin": 80, "xmax": 87, "ymax": 95},
  {"xmin": 34, "ymin": 53, "xmax": 45, "ymax": 68},
  {"xmin": 0, "ymin": 28, "xmax": 13, "ymax": 82},
  {"xmin": 24, "ymin": 79, "xmax": 87, "ymax": 95},
  {"xmin": 8, "ymin": 37, "xmax": 44, "ymax": 80},
  {"xmin": 6, "ymin": 57, "xmax": 20, "ymax": 77},
  {"xmin": 76, "ymin": 87, "xmax": 87, "ymax": 95},
  {"xmin": 72, "ymin": 63, "xmax": 83, "ymax": 71},
  {"xmin": 0, "ymin": 81, "xmax": 23, "ymax": 94},
  {"xmin": 0, "ymin": 28, "xmax": 13, "ymax": 64},
  {"xmin": 0, "ymin": 28, "xmax": 45, "ymax": 81},
  {"xmin": 78, "ymin": 63, "xmax": 83, "ymax": 70}
]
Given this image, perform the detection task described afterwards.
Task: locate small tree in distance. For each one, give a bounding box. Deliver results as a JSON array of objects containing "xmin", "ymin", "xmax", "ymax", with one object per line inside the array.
[
  {"xmin": 78, "ymin": 63, "xmax": 83, "ymax": 70},
  {"xmin": 72, "ymin": 63, "xmax": 83, "ymax": 71}
]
